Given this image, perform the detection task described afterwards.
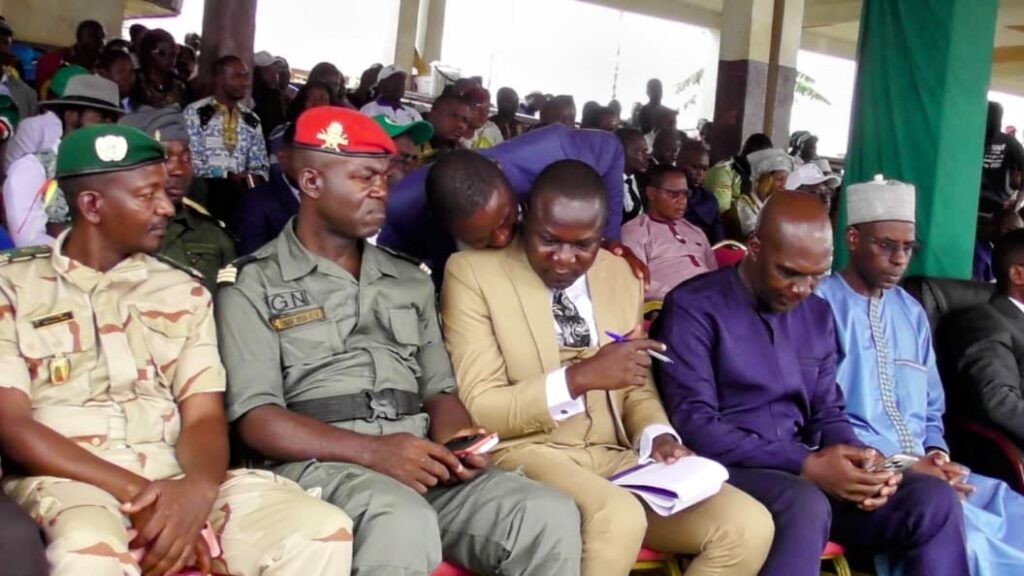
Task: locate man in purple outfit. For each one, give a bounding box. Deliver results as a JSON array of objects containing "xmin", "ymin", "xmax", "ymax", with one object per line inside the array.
[
  {"xmin": 651, "ymin": 191, "xmax": 969, "ymax": 576},
  {"xmin": 377, "ymin": 124, "xmax": 624, "ymax": 270}
]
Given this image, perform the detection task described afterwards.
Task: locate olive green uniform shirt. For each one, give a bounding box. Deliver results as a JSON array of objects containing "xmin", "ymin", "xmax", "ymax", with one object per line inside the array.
[
  {"xmin": 159, "ymin": 202, "xmax": 236, "ymax": 295},
  {"xmin": 216, "ymin": 221, "xmax": 455, "ymax": 438}
]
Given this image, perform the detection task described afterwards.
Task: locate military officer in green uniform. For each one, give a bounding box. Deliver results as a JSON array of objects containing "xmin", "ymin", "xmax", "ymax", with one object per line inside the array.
[
  {"xmin": 121, "ymin": 106, "xmax": 236, "ymax": 294},
  {"xmin": 216, "ymin": 106, "xmax": 582, "ymax": 576},
  {"xmin": 0, "ymin": 124, "xmax": 353, "ymax": 576}
]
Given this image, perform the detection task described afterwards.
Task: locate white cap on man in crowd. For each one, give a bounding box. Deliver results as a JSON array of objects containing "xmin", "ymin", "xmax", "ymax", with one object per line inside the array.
[
  {"xmin": 375, "ymin": 65, "xmax": 408, "ymax": 86},
  {"xmin": 786, "ymin": 162, "xmax": 840, "ymax": 190},
  {"xmin": 847, "ymin": 174, "xmax": 916, "ymax": 225},
  {"xmin": 254, "ymin": 51, "xmax": 284, "ymax": 68},
  {"xmin": 748, "ymin": 148, "xmax": 794, "ymax": 179}
]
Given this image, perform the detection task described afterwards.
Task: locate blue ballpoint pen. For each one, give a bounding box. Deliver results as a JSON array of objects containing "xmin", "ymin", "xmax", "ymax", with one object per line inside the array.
[{"xmin": 604, "ymin": 331, "xmax": 674, "ymax": 364}]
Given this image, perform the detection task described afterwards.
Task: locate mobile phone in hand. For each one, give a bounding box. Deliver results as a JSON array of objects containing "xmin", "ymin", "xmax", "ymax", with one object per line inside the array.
[
  {"xmin": 444, "ymin": 432, "xmax": 499, "ymax": 458},
  {"xmin": 868, "ymin": 453, "xmax": 919, "ymax": 473}
]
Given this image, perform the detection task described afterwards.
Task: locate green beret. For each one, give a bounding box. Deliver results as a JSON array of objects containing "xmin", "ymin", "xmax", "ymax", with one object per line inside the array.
[
  {"xmin": 56, "ymin": 125, "xmax": 167, "ymax": 179},
  {"xmin": 120, "ymin": 105, "xmax": 190, "ymax": 144}
]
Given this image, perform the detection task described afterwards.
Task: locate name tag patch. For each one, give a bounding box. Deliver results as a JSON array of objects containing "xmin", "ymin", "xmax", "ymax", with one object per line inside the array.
[
  {"xmin": 32, "ymin": 310, "xmax": 74, "ymax": 329},
  {"xmin": 270, "ymin": 307, "xmax": 325, "ymax": 331},
  {"xmin": 267, "ymin": 290, "xmax": 311, "ymax": 313}
]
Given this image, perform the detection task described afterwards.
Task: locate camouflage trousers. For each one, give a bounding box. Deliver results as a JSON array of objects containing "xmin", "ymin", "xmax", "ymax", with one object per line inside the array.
[{"xmin": 4, "ymin": 469, "xmax": 353, "ymax": 576}]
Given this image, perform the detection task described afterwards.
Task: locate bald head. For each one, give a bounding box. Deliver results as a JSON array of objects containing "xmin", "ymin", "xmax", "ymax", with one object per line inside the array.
[
  {"xmin": 742, "ymin": 191, "xmax": 833, "ymax": 312},
  {"xmin": 755, "ymin": 190, "xmax": 833, "ymax": 249}
]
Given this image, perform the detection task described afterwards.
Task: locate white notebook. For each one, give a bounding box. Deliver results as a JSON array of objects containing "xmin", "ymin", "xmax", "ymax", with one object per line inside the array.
[{"xmin": 609, "ymin": 456, "xmax": 729, "ymax": 517}]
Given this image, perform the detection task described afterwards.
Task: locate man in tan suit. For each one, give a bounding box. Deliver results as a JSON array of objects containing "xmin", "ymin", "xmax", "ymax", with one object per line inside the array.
[{"xmin": 440, "ymin": 159, "xmax": 773, "ymax": 576}]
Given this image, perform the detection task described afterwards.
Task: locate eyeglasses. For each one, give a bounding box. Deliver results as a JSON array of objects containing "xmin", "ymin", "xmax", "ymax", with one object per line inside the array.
[
  {"xmin": 652, "ymin": 186, "xmax": 689, "ymax": 200},
  {"xmin": 862, "ymin": 234, "xmax": 920, "ymax": 257}
]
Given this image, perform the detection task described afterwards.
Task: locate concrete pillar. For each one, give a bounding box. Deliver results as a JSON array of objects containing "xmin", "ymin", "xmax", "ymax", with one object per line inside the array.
[
  {"xmin": 709, "ymin": 0, "xmax": 804, "ymax": 163},
  {"xmin": 197, "ymin": 0, "xmax": 257, "ymax": 94},
  {"xmin": 837, "ymin": 0, "xmax": 998, "ymax": 278},
  {"xmin": 415, "ymin": 0, "xmax": 446, "ymax": 68},
  {"xmin": 698, "ymin": 28, "xmax": 721, "ymax": 123},
  {"xmin": 387, "ymin": 0, "xmax": 420, "ymax": 71}
]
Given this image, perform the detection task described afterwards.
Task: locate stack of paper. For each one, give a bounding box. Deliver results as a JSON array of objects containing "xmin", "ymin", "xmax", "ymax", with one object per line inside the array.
[{"xmin": 609, "ymin": 457, "xmax": 729, "ymax": 517}]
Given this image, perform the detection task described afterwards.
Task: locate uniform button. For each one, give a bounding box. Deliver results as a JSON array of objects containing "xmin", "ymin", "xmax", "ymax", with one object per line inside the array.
[
  {"xmin": 90, "ymin": 437, "xmax": 101, "ymax": 446},
  {"xmin": 560, "ymin": 410, "xmax": 569, "ymax": 415}
]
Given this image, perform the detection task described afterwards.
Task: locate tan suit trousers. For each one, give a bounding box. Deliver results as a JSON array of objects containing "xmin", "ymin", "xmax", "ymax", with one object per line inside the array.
[{"xmin": 496, "ymin": 444, "xmax": 773, "ymax": 576}]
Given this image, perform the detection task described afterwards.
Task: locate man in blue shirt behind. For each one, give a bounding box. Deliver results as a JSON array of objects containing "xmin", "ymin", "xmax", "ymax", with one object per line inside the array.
[{"xmin": 817, "ymin": 175, "xmax": 1024, "ymax": 576}]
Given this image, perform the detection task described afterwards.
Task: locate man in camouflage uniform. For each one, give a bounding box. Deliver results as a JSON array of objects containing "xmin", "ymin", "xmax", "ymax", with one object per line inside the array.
[
  {"xmin": 121, "ymin": 106, "xmax": 237, "ymax": 295},
  {"xmin": 0, "ymin": 124, "xmax": 352, "ymax": 576},
  {"xmin": 217, "ymin": 106, "xmax": 582, "ymax": 576}
]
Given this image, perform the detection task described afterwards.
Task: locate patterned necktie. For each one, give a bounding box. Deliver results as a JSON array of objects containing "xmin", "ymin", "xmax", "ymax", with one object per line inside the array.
[
  {"xmin": 552, "ymin": 290, "xmax": 592, "ymax": 348},
  {"xmin": 868, "ymin": 298, "xmax": 917, "ymax": 454},
  {"xmin": 624, "ymin": 176, "xmax": 638, "ymax": 213}
]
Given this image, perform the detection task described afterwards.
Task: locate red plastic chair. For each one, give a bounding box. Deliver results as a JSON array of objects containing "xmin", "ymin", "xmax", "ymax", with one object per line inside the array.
[
  {"xmin": 712, "ymin": 240, "xmax": 747, "ymax": 268},
  {"xmin": 434, "ymin": 548, "xmax": 691, "ymax": 576},
  {"xmin": 432, "ymin": 562, "xmax": 474, "ymax": 576},
  {"xmin": 632, "ymin": 542, "xmax": 850, "ymax": 576},
  {"xmin": 821, "ymin": 541, "xmax": 851, "ymax": 576},
  {"xmin": 954, "ymin": 420, "xmax": 1024, "ymax": 494},
  {"xmin": 632, "ymin": 546, "xmax": 684, "ymax": 575}
]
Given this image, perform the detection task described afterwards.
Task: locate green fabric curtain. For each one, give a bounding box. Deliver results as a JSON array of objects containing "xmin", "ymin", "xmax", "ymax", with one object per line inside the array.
[{"xmin": 836, "ymin": 0, "xmax": 998, "ymax": 278}]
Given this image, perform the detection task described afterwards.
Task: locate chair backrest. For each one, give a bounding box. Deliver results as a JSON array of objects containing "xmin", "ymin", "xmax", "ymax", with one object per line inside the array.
[
  {"xmin": 712, "ymin": 240, "xmax": 747, "ymax": 268},
  {"xmin": 903, "ymin": 278, "xmax": 1024, "ymax": 494},
  {"xmin": 901, "ymin": 275, "xmax": 995, "ymax": 333}
]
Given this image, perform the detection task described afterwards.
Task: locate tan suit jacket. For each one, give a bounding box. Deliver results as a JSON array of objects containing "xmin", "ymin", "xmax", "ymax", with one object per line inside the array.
[{"xmin": 440, "ymin": 238, "xmax": 670, "ymax": 454}]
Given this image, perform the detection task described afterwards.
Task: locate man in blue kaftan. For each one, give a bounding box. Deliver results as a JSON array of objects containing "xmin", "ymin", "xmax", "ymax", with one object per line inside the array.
[{"xmin": 817, "ymin": 175, "xmax": 1024, "ymax": 576}]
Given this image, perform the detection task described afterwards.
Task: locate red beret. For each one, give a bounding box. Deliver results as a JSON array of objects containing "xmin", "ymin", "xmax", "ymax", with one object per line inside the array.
[{"xmin": 293, "ymin": 106, "xmax": 397, "ymax": 158}]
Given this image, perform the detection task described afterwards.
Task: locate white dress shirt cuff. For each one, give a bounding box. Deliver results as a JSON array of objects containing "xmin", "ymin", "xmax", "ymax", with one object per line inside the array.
[
  {"xmin": 545, "ymin": 368, "xmax": 586, "ymax": 422},
  {"xmin": 637, "ymin": 424, "xmax": 682, "ymax": 464}
]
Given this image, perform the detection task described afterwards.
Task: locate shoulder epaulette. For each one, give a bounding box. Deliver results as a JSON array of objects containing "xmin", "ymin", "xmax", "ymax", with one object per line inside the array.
[
  {"xmin": 182, "ymin": 197, "xmax": 229, "ymax": 230},
  {"xmin": 197, "ymin": 103, "xmax": 216, "ymax": 129},
  {"xmin": 241, "ymin": 110, "xmax": 261, "ymax": 130},
  {"xmin": 377, "ymin": 245, "xmax": 432, "ymax": 276},
  {"xmin": 217, "ymin": 254, "xmax": 260, "ymax": 286},
  {"xmin": 0, "ymin": 245, "xmax": 51, "ymax": 265},
  {"xmin": 155, "ymin": 253, "xmax": 205, "ymax": 281}
]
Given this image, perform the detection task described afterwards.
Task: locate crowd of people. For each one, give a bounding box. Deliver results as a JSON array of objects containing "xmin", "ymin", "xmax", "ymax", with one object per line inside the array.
[{"xmin": 0, "ymin": 15, "xmax": 1024, "ymax": 576}]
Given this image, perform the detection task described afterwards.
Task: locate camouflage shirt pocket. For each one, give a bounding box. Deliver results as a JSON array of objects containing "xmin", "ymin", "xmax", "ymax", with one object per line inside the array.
[
  {"xmin": 131, "ymin": 304, "xmax": 192, "ymax": 386},
  {"xmin": 15, "ymin": 312, "xmax": 96, "ymax": 397}
]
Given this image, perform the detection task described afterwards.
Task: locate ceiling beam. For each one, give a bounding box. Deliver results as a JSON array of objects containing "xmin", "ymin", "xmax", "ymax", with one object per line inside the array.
[
  {"xmin": 993, "ymin": 45, "xmax": 1024, "ymax": 64},
  {"xmin": 577, "ymin": 0, "xmax": 722, "ymax": 30},
  {"xmin": 800, "ymin": 29, "xmax": 857, "ymax": 59},
  {"xmin": 124, "ymin": 0, "xmax": 182, "ymax": 18},
  {"xmin": 802, "ymin": 0, "xmax": 861, "ymax": 29}
]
